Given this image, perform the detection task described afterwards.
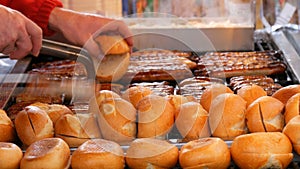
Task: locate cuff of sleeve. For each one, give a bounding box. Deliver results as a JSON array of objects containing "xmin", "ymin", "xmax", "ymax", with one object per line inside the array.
[{"xmin": 35, "ymin": 0, "xmax": 63, "ymax": 36}]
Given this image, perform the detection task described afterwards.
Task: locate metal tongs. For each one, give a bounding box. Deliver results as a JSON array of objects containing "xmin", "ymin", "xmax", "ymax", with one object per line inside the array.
[{"xmin": 40, "ymin": 39, "xmax": 95, "ymax": 79}]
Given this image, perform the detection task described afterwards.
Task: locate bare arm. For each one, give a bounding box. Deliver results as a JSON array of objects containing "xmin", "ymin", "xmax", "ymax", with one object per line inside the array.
[{"xmin": 48, "ymin": 7, "xmax": 133, "ymax": 58}]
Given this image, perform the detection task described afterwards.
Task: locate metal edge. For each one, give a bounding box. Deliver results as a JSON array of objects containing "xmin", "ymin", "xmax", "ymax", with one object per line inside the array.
[
  {"xmin": 271, "ymin": 30, "xmax": 300, "ymax": 83},
  {"xmin": 0, "ymin": 56, "xmax": 32, "ymax": 109}
]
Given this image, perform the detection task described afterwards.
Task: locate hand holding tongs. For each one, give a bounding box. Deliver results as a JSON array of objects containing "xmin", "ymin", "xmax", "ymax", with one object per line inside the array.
[{"xmin": 40, "ymin": 39, "xmax": 96, "ymax": 79}]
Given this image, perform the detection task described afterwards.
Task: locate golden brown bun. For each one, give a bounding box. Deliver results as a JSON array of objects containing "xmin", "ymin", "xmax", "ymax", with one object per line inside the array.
[
  {"xmin": 125, "ymin": 138, "xmax": 178, "ymax": 169},
  {"xmin": 29, "ymin": 102, "xmax": 73, "ymax": 124},
  {"xmin": 0, "ymin": 142, "xmax": 23, "ymax": 169},
  {"xmin": 89, "ymin": 90, "xmax": 121, "ymax": 117},
  {"xmin": 167, "ymin": 95, "xmax": 190, "ymax": 118},
  {"xmin": 94, "ymin": 35, "xmax": 130, "ymax": 55},
  {"xmin": 200, "ymin": 83, "xmax": 233, "ymax": 112},
  {"xmin": 20, "ymin": 138, "xmax": 70, "ymax": 169},
  {"xmin": 179, "ymin": 137, "xmax": 230, "ymax": 169},
  {"xmin": 96, "ymin": 52, "xmax": 130, "ymax": 82},
  {"xmin": 209, "ymin": 93, "xmax": 247, "ymax": 140},
  {"xmin": 55, "ymin": 113, "xmax": 101, "ymax": 147},
  {"xmin": 237, "ymin": 84, "xmax": 267, "ymax": 107},
  {"xmin": 283, "ymin": 115, "xmax": 300, "ymax": 155},
  {"xmin": 284, "ymin": 93, "xmax": 300, "ymax": 124},
  {"xmin": 246, "ymin": 96, "xmax": 284, "ymax": 132},
  {"xmin": 96, "ymin": 90, "xmax": 121, "ymax": 104},
  {"xmin": 97, "ymin": 98, "xmax": 136, "ymax": 144},
  {"xmin": 122, "ymin": 86, "xmax": 153, "ymax": 109},
  {"xmin": 272, "ymin": 84, "xmax": 300, "ymax": 104},
  {"xmin": 137, "ymin": 95, "xmax": 174, "ymax": 138},
  {"xmin": 0, "ymin": 109, "xmax": 16, "ymax": 142},
  {"xmin": 231, "ymin": 132, "xmax": 293, "ymax": 169},
  {"xmin": 175, "ymin": 102, "xmax": 210, "ymax": 141},
  {"xmin": 71, "ymin": 139, "xmax": 124, "ymax": 169},
  {"xmin": 15, "ymin": 106, "xmax": 54, "ymax": 146}
]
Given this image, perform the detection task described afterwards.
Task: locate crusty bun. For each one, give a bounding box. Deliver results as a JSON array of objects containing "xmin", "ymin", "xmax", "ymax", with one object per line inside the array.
[
  {"xmin": 175, "ymin": 102, "xmax": 210, "ymax": 141},
  {"xmin": 95, "ymin": 35, "xmax": 130, "ymax": 55},
  {"xmin": 0, "ymin": 109, "xmax": 16, "ymax": 142},
  {"xmin": 284, "ymin": 93, "xmax": 300, "ymax": 124},
  {"xmin": 283, "ymin": 115, "xmax": 300, "ymax": 155},
  {"xmin": 231, "ymin": 132, "xmax": 293, "ymax": 169},
  {"xmin": 137, "ymin": 95, "xmax": 174, "ymax": 138},
  {"xmin": 55, "ymin": 113, "xmax": 101, "ymax": 147},
  {"xmin": 246, "ymin": 96, "xmax": 284, "ymax": 132},
  {"xmin": 209, "ymin": 93, "xmax": 247, "ymax": 140},
  {"xmin": 96, "ymin": 52, "xmax": 130, "ymax": 82},
  {"xmin": 179, "ymin": 137, "xmax": 230, "ymax": 169},
  {"xmin": 200, "ymin": 83, "xmax": 233, "ymax": 112},
  {"xmin": 71, "ymin": 139, "xmax": 124, "ymax": 169},
  {"xmin": 167, "ymin": 95, "xmax": 190, "ymax": 118},
  {"xmin": 96, "ymin": 90, "xmax": 121, "ymax": 104},
  {"xmin": 125, "ymin": 138, "xmax": 178, "ymax": 169},
  {"xmin": 94, "ymin": 35, "xmax": 130, "ymax": 82},
  {"xmin": 89, "ymin": 90, "xmax": 121, "ymax": 116},
  {"xmin": 272, "ymin": 84, "xmax": 300, "ymax": 104},
  {"xmin": 122, "ymin": 86, "xmax": 153, "ymax": 109},
  {"xmin": 0, "ymin": 142, "xmax": 23, "ymax": 169},
  {"xmin": 20, "ymin": 138, "xmax": 70, "ymax": 169},
  {"xmin": 237, "ymin": 84, "xmax": 267, "ymax": 107},
  {"xmin": 15, "ymin": 105, "xmax": 54, "ymax": 146},
  {"xmin": 97, "ymin": 98, "xmax": 136, "ymax": 144},
  {"xmin": 29, "ymin": 102, "xmax": 73, "ymax": 124}
]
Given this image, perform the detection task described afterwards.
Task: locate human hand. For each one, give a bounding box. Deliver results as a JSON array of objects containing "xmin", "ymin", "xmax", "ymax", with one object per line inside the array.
[
  {"xmin": 48, "ymin": 8, "xmax": 133, "ymax": 58},
  {"xmin": 0, "ymin": 5, "xmax": 42, "ymax": 59}
]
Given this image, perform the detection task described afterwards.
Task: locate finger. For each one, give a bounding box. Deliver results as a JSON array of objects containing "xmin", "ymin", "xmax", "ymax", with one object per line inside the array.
[
  {"xmin": 1, "ymin": 43, "xmax": 15, "ymax": 55},
  {"xmin": 10, "ymin": 35, "xmax": 32, "ymax": 59},
  {"xmin": 25, "ymin": 18, "xmax": 42, "ymax": 57}
]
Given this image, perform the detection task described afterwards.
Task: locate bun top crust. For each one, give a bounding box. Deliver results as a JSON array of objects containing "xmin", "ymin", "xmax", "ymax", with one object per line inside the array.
[
  {"xmin": 95, "ymin": 35, "xmax": 130, "ymax": 55},
  {"xmin": 77, "ymin": 139, "xmax": 124, "ymax": 156},
  {"xmin": 0, "ymin": 109, "xmax": 13, "ymax": 126}
]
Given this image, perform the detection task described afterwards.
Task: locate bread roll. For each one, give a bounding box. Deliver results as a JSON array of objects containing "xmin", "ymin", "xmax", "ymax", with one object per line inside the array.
[
  {"xmin": 29, "ymin": 102, "xmax": 73, "ymax": 124},
  {"xmin": 246, "ymin": 96, "xmax": 284, "ymax": 132},
  {"xmin": 231, "ymin": 132, "xmax": 293, "ymax": 169},
  {"xmin": 0, "ymin": 142, "xmax": 23, "ymax": 169},
  {"xmin": 209, "ymin": 93, "xmax": 247, "ymax": 140},
  {"xmin": 179, "ymin": 137, "xmax": 230, "ymax": 169},
  {"xmin": 55, "ymin": 113, "xmax": 101, "ymax": 147},
  {"xmin": 283, "ymin": 115, "xmax": 300, "ymax": 155},
  {"xmin": 20, "ymin": 138, "xmax": 70, "ymax": 169},
  {"xmin": 0, "ymin": 109, "xmax": 16, "ymax": 142},
  {"xmin": 96, "ymin": 52, "xmax": 130, "ymax": 82},
  {"xmin": 167, "ymin": 95, "xmax": 190, "ymax": 118},
  {"xmin": 237, "ymin": 84, "xmax": 267, "ymax": 107},
  {"xmin": 88, "ymin": 90, "xmax": 121, "ymax": 117},
  {"xmin": 200, "ymin": 83, "xmax": 233, "ymax": 112},
  {"xmin": 284, "ymin": 93, "xmax": 300, "ymax": 124},
  {"xmin": 96, "ymin": 90, "xmax": 121, "ymax": 104},
  {"xmin": 97, "ymin": 98, "xmax": 136, "ymax": 144},
  {"xmin": 175, "ymin": 102, "xmax": 210, "ymax": 141},
  {"xmin": 272, "ymin": 84, "xmax": 300, "ymax": 104},
  {"xmin": 137, "ymin": 95, "xmax": 174, "ymax": 138},
  {"xmin": 95, "ymin": 35, "xmax": 130, "ymax": 55},
  {"xmin": 71, "ymin": 139, "xmax": 124, "ymax": 169},
  {"xmin": 122, "ymin": 86, "xmax": 153, "ymax": 109},
  {"xmin": 94, "ymin": 35, "xmax": 130, "ymax": 82},
  {"xmin": 125, "ymin": 138, "xmax": 178, "ymax": 169},
  {"xmin": 15, "ymin": 105, "xmax": 54, "ymax": 146}
]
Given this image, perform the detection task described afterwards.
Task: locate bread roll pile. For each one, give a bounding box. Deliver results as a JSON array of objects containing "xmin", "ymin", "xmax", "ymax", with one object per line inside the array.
[{"xmin": 1, "ymin": 81, "xmax": 300, "ymax": 168}]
